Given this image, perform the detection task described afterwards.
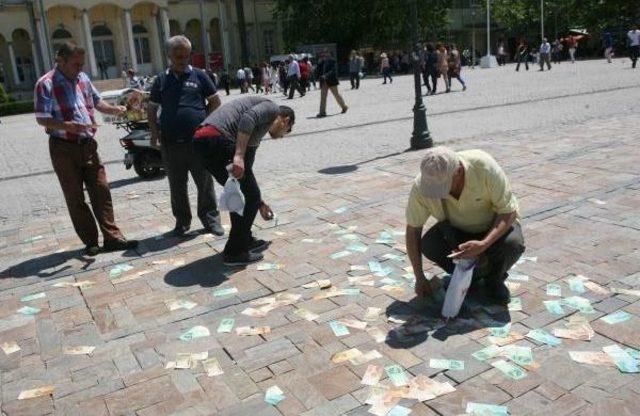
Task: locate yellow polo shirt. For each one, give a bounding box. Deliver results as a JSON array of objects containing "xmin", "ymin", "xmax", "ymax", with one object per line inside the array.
[{"xmin": 406, "ymin": 149, "xmax": 519, "ymax": 234}]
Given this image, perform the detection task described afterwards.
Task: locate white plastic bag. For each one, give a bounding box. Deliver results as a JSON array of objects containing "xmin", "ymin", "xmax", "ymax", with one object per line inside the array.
[
  {"xmin": 441, "ymin": 259, "xmax": 477, "ymax": 319},
  {"xmin": 218, "ymin": 177, "xmax": 245, "ymax": 216}
]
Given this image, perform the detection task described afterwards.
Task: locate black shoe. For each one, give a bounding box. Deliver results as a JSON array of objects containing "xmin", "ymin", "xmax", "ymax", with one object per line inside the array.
[
  {"xmin": 341, "ymin": 106, "xmax": 348, "ymax": 114},
  {"xmin": 249, "ymin": 238, "xmax": 271, "ymax": 253},
  {"xmin": 84, "ymin": 245, "xmax": 100, "ymax": 256},
  {"xmin": 316, "ymin": 113, "xmax": 327, "ymax": 118},
  {"xmin": 205, "ymin": 212, "xmax": 224, "ymax": 236},
  {"xmin": 172, "ymin": 224, "xmax": 190, "ymax": 237},
  {"xmin": 223, "ymin": 251, "xmax": 264, "ymax": 266},
  {"xmin": 487, "ymin": 282, "xmax": 511, "ymax": 305},
  {"xmin": 103, "ymin": 239, "xmax": 139, "ymax": 252}
]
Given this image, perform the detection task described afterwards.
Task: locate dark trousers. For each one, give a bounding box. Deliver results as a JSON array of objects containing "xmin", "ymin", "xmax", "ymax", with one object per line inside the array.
[
  {"xmin": 515, "ymin": 53, "xmax": 529, "ymax": 71},
  {"xmin": 631, "ymin": 45, "xmax": 639, "ymax": 68},
  {"xmin": 539, "ymin": 53, "xmax": 551, "ymax": 70},
  {"xmin": 382, "ymin": 67, "xmax": 392, "ymax": 83},
  {"xmin": 193, "ymin": 136, "xmax": 261, "ymax": 257},
  {"xmin": 49, "ymin": 138, "xmax": 124, "ymax": 247},
  {"xmin": 421, "ymin": 221, "xmax": 525, "ymax": 287},
  {"xmin": 428, "ymin": 72, "xmax": 438, "ymax": 93},
  {"xmin": 349, "ymin": 72, "xmax": 360, "ymax": 89},
  {"xmin": 287, "ymin": 75, "xmax": 302, "ymax": 98},
  {"xmin": 161, "ymin": 140, "xmax": 217, "ymax": 228}
]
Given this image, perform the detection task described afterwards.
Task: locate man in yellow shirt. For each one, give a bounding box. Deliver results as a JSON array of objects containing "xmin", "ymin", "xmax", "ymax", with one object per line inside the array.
[{"xmin": 405, "ymin": 147, "xmax": 525, "ymax": 304}]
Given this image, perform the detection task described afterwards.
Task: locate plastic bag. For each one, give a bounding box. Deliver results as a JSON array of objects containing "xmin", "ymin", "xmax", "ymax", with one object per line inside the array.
[
  {"xmin": 441, "ymin": 259, "xmax": 477, "ymax": 319},
  {"xmin": 218, "ymin": 177, "xmax": 245, "ymax": 216}
]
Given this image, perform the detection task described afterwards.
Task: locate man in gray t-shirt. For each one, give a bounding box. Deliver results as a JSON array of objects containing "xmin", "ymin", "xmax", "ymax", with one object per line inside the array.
[{"xmin": 193, "ymin": 96, "xmax": 295, "ymax": 266}]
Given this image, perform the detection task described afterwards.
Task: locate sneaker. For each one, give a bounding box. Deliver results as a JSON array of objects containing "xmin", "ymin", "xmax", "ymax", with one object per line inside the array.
[
  {"xmin": 487, "ymin": 282, "xmax": 511, "ymax": 305},
  {"xmin": 103, "ymin": 239, "xmax": 139, "ymax": 252},
  {"xmin": 84, "ymin": 245, "xmax": 100, "ymax": 256},
  {"xmin": 249, "ymin": 238, "xmax": 271, "ymax": 253},
  {"xmin": 205, "ymin": 212, "xmax": 225, "ymax": 236},
  {"xmin": 223, "ymin": 251, "xmax": 264, "ymax": 266},
  {"xmin": 171, "ymin": 224, "xmax": 190, "ymax": 237}
]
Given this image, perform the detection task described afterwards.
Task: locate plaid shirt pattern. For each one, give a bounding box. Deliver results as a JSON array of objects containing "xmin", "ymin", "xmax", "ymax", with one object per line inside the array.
[{"xmin": 34, "ymin": 68, "xmax": 101, "ymax": 140}]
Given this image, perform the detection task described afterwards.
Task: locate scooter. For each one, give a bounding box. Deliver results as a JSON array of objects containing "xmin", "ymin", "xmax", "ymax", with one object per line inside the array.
[{"xmin": 117, "ymin": 120, "xmax": 164, "ymax": 179}]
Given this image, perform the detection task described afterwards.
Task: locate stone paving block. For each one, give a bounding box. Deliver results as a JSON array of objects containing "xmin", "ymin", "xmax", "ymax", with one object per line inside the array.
[
  {"xmin": 104, "ymin": 375, "xmax": 182, "ymax": 415},
  {"xmin": 504, "ymin": 390, "xmax": 552, "ymax": 416},
  {"xmin": 35, "ymin": 317, "xmax": 61, "ymax": 361},
  {"xmin": 216, "ymin": 396, "xmax": 282, "ymax": 416},
  {"xmin": 222, "ymin": 367, "xmax": 260, "ymax": 400},
  {"xmin": 249, "ymin": 367, "xmax": 273, "ymax": 383},
  {"xmin": 534, "ymin": 381, "xmax": 568, "ymax": 401},
  {"xmin": 0, "ymin": 396, "xmax": 55, "ymax": 416},
  {"xmin": 532, "ymin": 393, "xmax": 588, "ymax": 416},
  {"xmin": 307, "ymin": 365, "xmax": 362, "ymax": 400},
  {"xmin": 271, "ymin": 372, "xmax": 328, "ymax": 409},
  {"xmin": 196, "ymin": 374, "xmax": 240, "ymax": 410},
  {"xmin": 427, "ymin": 377, "xmax": 512, "ymax": 415},
  {"xmin": 299, "ymin": 394, "xmax": 361, "ymax": 416}
]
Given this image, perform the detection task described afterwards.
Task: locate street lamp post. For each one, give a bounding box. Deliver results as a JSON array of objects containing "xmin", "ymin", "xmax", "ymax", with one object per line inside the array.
[
  {"xmin": 480, "ymin": 0, "xmax": 497, "ymax": 68},
  {"xmin": 540, "ymin": 0, "xmax": 544, "ymax": 40},
  {"xmin": 409, "ymin": 0, "xmax": 432, "ymax": 150}
]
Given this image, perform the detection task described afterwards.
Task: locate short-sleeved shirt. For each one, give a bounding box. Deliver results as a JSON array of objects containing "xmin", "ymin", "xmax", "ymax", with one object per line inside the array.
[
  {"xmin": 149, "ymin": 65, "xmax": 217, "ymax": 144},
  {"xmin": 200, "ymin": 96, "xmax": 279, "ymax": 147},
  {"xmin": 406, "ymin": 149, "xmax": 519, "ymax": 234},
  {"xmin": 34, "ymin": 67, "xmax": 100, "ymax": 140}
]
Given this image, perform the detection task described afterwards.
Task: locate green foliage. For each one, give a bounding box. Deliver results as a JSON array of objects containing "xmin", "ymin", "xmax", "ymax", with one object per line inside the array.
[
  {"xmin": 0, "ymin": 100, "xmax": 34, "ymax": 117},
  {"xmin": 0, "ymin": 84, "xmax": 10, "ymax": 105},
  {"xmin": 273, "ymin": 0, "xmax": 452, "ymax": 54}
]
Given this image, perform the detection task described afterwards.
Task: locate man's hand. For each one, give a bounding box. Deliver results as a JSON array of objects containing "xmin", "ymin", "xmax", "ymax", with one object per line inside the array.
[
  {"xmin": 114, "ymin": 105, "xmax": 127, "ymax": 116},
  {"xmin": 259, "ymin": 202, "xmax": 274, "ymax": 221},
  {"xmin": 415, "ymin": 276, "xmax": 438, "ymax": 298},
  {"xmin": 451, "ymin": 240, "xmax": 487, "ymax": 260},
  {"xmin": 231, "ymin": 154, "xmax": 245, "ymax": 179}
]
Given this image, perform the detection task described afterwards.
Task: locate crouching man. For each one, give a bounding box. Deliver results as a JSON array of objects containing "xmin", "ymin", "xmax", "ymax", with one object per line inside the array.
[
  {"xmin": 405, "ymin": 147, "xmax": 525, "ymax": 304},
  {"xmin": 193, "ymin": 96, "xmax": 295, "ymax": 266}
]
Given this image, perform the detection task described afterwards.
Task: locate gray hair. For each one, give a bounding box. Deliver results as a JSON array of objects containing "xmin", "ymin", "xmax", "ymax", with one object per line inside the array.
[{"xmin": 166, "ymin": 35, "xmax": 192, "ymax": 53}]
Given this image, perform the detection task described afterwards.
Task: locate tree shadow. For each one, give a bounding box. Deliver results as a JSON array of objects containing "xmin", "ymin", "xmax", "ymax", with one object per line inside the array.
[
  {"xmin": 384, "ymin": 282, "xmax": 511, "ymax": 349},
  {"xmin": 163, "ymin": 253, "xmax": 236, "ymax": 288}
]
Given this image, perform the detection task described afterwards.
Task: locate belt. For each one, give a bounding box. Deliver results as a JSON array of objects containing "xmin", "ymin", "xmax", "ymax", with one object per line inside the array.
[{"xmin": 50, "ymin": 135, "xmax": 91, "ymax": 144}]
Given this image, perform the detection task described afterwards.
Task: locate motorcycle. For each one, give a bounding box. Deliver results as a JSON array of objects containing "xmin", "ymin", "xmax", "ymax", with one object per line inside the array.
[{"xmin": 117, "ymin": 120, "xmax": 164, "ymax": 179}]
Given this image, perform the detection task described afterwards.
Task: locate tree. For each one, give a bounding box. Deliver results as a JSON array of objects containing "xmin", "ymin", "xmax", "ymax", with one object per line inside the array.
[{"xmin": 273, "ymin": 0, "xmax": 452, "ymax": 58}]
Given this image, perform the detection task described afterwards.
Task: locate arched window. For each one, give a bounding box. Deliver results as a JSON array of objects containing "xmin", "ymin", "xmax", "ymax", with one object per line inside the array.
[
  {"xmin": 92, "ymin": 25, "xmax": 116, "ymax": 67},
  {"xmin": 132, "ymin": 24, "xmax": 151, "ymax": 64},
  {"xmin": 185, "ymin": 19, "xmax": 202, "ymax": 52},
  {"xmin": 51, "ymin": 27, "xmax": 73, "ymax": 55},
  {"xmin": 169, "ymin": 20, "xmax": 181, "ymax": 37}
]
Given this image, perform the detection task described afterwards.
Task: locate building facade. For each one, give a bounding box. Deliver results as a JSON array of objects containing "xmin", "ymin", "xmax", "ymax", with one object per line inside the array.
[{"xmin": 0, "ymin": 0, "xmax": 284, "ymax": 93}]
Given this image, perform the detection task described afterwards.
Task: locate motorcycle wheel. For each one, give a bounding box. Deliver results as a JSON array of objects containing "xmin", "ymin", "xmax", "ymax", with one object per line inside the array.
[{"xmin": 133, "ymin": 153, "xmax": 163, "ymax": 179}]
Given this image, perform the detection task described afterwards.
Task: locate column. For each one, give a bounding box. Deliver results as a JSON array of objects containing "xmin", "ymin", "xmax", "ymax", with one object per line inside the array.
[
  {"xmin": 35, "ymin": 18, "xmax": 51, "ymax": 69},
  {"xmin": 218, "ymin": 0, "xmax": 232, "ymax": 69},
  {"xmin": 149, "ymin": 12, "xmax": 163, "ymax": 73},
  {"xmin": 82, "ymin": 10, "xmax": 99, "ymax": 78},
  {"xmin": 159, "ymin": 7, "xmax": 170, "ymax": 43},
  {"xmin": 31, "ymin": 41, "xmax": 42, "ymax": 77},
  {"xmin": 123, "ymin": 9, "xmax": 138, "ymax": 71},
  {"xmin": 8, "ymin": 43, "xmax": 21, "ymax": 86}
]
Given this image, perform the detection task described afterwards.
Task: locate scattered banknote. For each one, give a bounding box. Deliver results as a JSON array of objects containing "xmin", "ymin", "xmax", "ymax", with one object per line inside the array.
[
  {"xmin": 562, "ymin": 296, "xmax": 595, "ymax": 314},
  {"xmin": 301, "ymin": 238, "xmax": 320, "ymax": 243},
  {"xmin": 350, "ymin": 265, "xmax": 368, "ymax": 272},
  {"xmin": 364, "ymin": 307, "xmax": 382, "ymax": 321},
  {"xmin": 108, "ymin": 264, "xmax": 134, "ymax": 277},
  {"xmin": 1, "ymin": 341, "xmax": 21, "ymax": 355},
  {"xmin": 505, "ymin": 281, "xmax": 521, "ymax": 292},
  {"xmin": 472, "ymin": 345, "xmax": 502, "ymax": 361},
  {"xmin": 568, "ymin": 277, "xmax": 586, "ymax": 293},
  {"xmin": 526, "ymin": 329, "xmax": 561, "ymax": 347},
  {"xmin": 203, "ymin": 357, "xmax": 223, "ymax": 376},
  {"xmin": 367, "ymin": 390, "xmax": 401, "ymax": 416},
  {"xmin": 387, "ymin": 405, "xmax": 412, "ymax": 416},
  {"xmin": 584, "ymin": 281, "xmax": 609, "ymax": 295},
  {"xmin": 23, "ymin": 235, "xmax": 44, "ymax": 244},
  {"xmin": 569, "ymin": 351, "xmax": 615, "ymax": 367},
  {"xmin": 217, "ymin": 318, "xmax": 235, "ymax": 333},
  {"xmin": 544, "ymin": 300, "xmax": 565, "ymax": 315},
  {"xmin": 339, "ymin": 318, "xmax": 368, "ymax": 330},
  {"xmin": 429, "ymin": 358, "xmax": 464, "ymax": 370},
  {"xmin": 367, "ymin": 326, "xmax": 387, "ymax": 343},
  {"xmin": 385, "ymin": 364, "xmax": 409, "ymax": 386},
  {"xmin": 264, "ymin": 385, "xmax": 285, "ymax": 405},
  {"xmin": 18, "ymin": 386, "xmax": 54, "ymax": 400},
  {"xmin": 610, "ymin": 287, "xmax": 640, "ymax": 297},
  {"xmin": 347, "ymin": 242, "xmax": 369, "ymax": 253},
  {"xmin": 490, "ymin": 323, "xmax": 511, "ymax": 338},
  {"xmin": 508, "ymin": 272, "xmax": 529, "ymax": 282},
  {"xmin": 330, "ymin": 250, "xmax": 352, "ymax": 260},
  {"xmin": 466, "ymin": 402, "xmax": 509, "ymax": 416},
  {"xmin": 348, "ymin": 275, "xmax": 376, "ymax": 286},
  {"xmin": 52, "ymin": 280, "xmax": 95, "ymax": 289},
  {"xmin": 20, "ymin": 292, "xmax": 46, "ymax": 302},
  {"xmin": 350, "ymin": 350, "xmax": 383, "ymax": 366},
  {"xmin": 379, "ymin": 277, "xmax": 403, "ymax": 286},
  {"xmin": 165, "ymin": 299, "xmax": 197, "ymax": 311},
  {"xmin": 507, "ymin": 297, "xmax": 522, "ymax": 311},
  {"xmin": 600, "ymin": 310, "xmax": 631, "ymax": 325},
  {"xmin": 175, "ymin": 353, "xmax": 192, "ymax": 369},
  {"xmin": 212, "ymin": 287, "xmax": 238, "ymax": 297},
  {"xmin": 294, "ymin": 308, "xmax": 319, "ymax": 321},
  {"xmin": 63, "ymin": 346, "xmax": 96, "ymax": 355},
  {"xmin": 17, "ymin": 306, "xmax": 40, "ymax": 315},
  {"xmin": 501, "ymin": 345, "xmax": 533, "ymax": 366},
  {"xmin": 339, "ymin": 233, "xmax": 360, "ymax": 241},
  {"xmin": 375, "ymin": 231, "xmax": 396, "ymax": 245},
  {"xmin": 329, "ymin": 320, "xmax": 350, "ymax": 336},
  {"xmin": 333, "ymin": 206, "xmax": 348, "ymax": 214},
  {"xmin": 546, "ymin": 283, "xmax": 562, "ymax": 297},
  {"xmin": 361, "ymin": 364, "xmax": 384, "ymax": 386},
  {"xmin": 382, "ymin": 253, "xmax": 405, "ymax": 262},
  {"xmin": 552, "ymin": 323, "xmax": 594, "ymax": 341},
  {"xmin": 488, "ymin": 331, "xmax": 525, "ymax": 346},
  {"xmin": 236, "ymin": 326, "xmax": 270, "ymax": 336},
  {"xmin": 257, "ymin": 263, "xmax": 283, "ymax": 271},
  {"xmin": 331, "ymin": 348, "xmax": 363, "ymax": 364},
  {"xmin": 179, "ymin": 325, "xmax": 210, "ymax": 341},
  {"xmin": 491, "ymin": 359, "xmax": 527, "ymax": 380},
  {"xmin": 405, "ymin": 375, "xmax": 436, "ymax": 401},
  {"xmin": 379, "ymin": 285, "xmax": 406, "ymax": 296},
  {"xmin": 302, "ymin": 279, "xmax": 332, "ymax": 289},
  {"xmin": 342, "ymin": 288, "xmax": 361, "ymax": 296},
  {"xmin": 241, "ymin": 307, "xmax": 269, "ymax": 318},
  {"xmin": 625, "ymin": 348, "xmax": 640, "ymax": 360},
  {"xmin": 602, "ymin": 344, "xmax": 639, "ymax": 373}
]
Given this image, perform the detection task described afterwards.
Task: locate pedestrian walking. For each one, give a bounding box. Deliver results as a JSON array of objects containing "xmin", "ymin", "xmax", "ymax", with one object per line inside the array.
[
  {"xmin": 602, "ymin": 31, "xmax": 614, "ymax": 63},
  {"xmin": 436, "ymin": 43, "xmax": 450, "ymax": 93},
  {"xmin": 539, "ymin": 37, "xmax": 552, "ymax": 71},
  {"xmin": 244, "ymin": 66, "xmax": 255, "ymax": 92},
  {"xmin": 316, "ymin": 50, "xmax": 348, "ymax": 117},
  {"xmin": 551, "ymin": 38, "xmax": 563, "ymax": 64},
  {"xmin": 515, "ymin": 40, "xmax": 529, "ymax": 71},
  {"xmin": 252, "ymin": 63, "xmax": 263, "ymax": 93},
  {"xmin": 34, "ymin": 42, "xmax": 138, "ymax": 255},
  {"xmin": 447, "ymin": 44, "xmax": 466, "ymax": 91},
  {"xmin": 566, "ymin": 35, "xmax": 577, "ymax": 63},
  {"xmin": 147, "ymin": 35, "xmax": 223, "ymax": 237},
  {"xmin": 260, "ymin": 62, "xmax": 271, "ymax": 94},
  {"xmin": 299, "ymin": 56, "xmax": 311, "ymax": 94},
  {"xmin": 269, "ymin": 63, "xmax": 279, "ymax": 92},
  {"xmin": 219, "ymin": 67, "xmax": 230, "ymax": 95},
  {"xmin": 279, "ymin": 62, "xmax": 288, "ymax": 96},
  {"xmin": 380, "ymin": 52, "xmax": 393, "ymax": 84},
  {"xmin": 286, "ymin": 54, "xmax": 303, "ymax": 99},
  {"xmin": 497, "ymin": 41, "xmax": 507, "ymax": 66},
  {"xmin": 236, "ymin": 67, "xmax": 246, "ymax": 93},
  {"xmin": 348, "ymin": 50, "xmax": 363, "ymax": 89},
  {"xmin": 192, "ymin": 96, "xmax": 295, "ymax": 265},
  {"xmin": 628, "ymin": 26, "xmax": 640, "ymax": 68},
  {"xmin": 425, "ymin": 43, "xmax": 438, "ymax": 95},
  {"xmin": 307, "ymin": 58, "xmax": 317, "ymax": 90}
]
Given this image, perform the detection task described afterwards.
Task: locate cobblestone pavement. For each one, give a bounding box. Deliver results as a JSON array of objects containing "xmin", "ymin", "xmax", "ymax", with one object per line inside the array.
[{"xmin": 0, "ymin": 60, "xmax": 639, "ymax": 415}]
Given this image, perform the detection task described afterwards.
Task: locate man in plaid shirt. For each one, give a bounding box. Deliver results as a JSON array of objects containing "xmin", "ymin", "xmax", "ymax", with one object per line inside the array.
[{"xmin": 35, "ymin": 42, "xmax": 138, "ymax": 256}]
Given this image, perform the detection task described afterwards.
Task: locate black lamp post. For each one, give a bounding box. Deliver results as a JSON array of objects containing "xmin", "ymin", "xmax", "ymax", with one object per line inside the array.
[{"xmin": 409, "ymin": 0, "xmax": 432, "ymax": 150}]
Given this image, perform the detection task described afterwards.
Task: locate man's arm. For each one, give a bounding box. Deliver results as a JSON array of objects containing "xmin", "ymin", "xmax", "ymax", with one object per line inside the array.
[
  {"xmin": 147, "ymin": 102, "xmax": 160, "ymax": 148},
  {"xmin": 206, "ymin": 94, "xmax": 221, "ymax": 114},
  {"xmin": 453, "ymin": 211, "xmax": 517, "ymax": 259},
  {"xmin": 95, "ymin": 100, "xmax": 126, "ymax": 115},
  {"xmin": 406, "ymin": 225, "xmax": 438, "ymax": 298}
]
